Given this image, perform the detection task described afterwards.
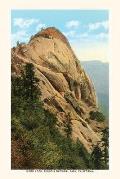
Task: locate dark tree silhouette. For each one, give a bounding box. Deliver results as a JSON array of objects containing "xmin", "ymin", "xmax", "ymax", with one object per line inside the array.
[
  {"xmin": 90, "ymin": 144, "xmax": 103, "ymax": 169},
  {"xmin": 101, "ymin": 127, "xmax": 109, "ymax": 169},
  {"xmin": 64, "ymin": 113, "xmax": 72, "ymax": 138},
  {"xmin": 22, "ymin": 63, "xmax": 40, "ymax": 101}
]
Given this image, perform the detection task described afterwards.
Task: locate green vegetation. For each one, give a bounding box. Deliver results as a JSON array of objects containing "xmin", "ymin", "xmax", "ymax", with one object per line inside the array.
[
  {"xmin": 89, "ymin": 127, "xmax": 109, "ymax": 170},
  {"xmin": 90, "ymin": 111, "xmax": 106, "ymax": 122},
  {"xmin": 80, "ymin": 82, "xmax": 88, "ymax": 100},
  {"xmin": 64, "ymin": 113, "xmax": 72, "ymax": 138},
  {"xmin": 101, "ymin": 127, "xmax": 109, "ymax": 169},
  {"xmin": 11, "ymin": 63, "xmax": 109, "ymax": 170},
  {"xmin": 89, "ymin": 143, "xmax": 104, "ymax": 169}
]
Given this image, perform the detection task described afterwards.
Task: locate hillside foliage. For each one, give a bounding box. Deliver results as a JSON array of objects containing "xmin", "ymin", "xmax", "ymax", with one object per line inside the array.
[{"xmin": 11, "ymin": 63, "xmax": 108, "ymax": 170}]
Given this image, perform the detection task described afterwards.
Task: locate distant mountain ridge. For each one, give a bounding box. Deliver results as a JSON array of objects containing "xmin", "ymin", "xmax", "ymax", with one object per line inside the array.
[{"xmin": 81, "ymin": 61, "xmax": 109, "ymax": 118}]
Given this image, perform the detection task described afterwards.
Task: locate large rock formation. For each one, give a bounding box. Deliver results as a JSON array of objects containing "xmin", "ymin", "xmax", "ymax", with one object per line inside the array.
[{"xmin": 11, "ymin": 27, "xmax": 105, "ymax": 152}]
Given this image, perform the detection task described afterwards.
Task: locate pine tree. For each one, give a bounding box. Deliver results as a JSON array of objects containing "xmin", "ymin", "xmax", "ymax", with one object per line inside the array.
[
  {"xmin": 22, "ymin": 63, "xmax": 40, "ymax": 101},
  {"xmin": 17, "ymin": 41, "xmax": 20, "ymax": 46},
  {"xmin": 101, "ymin": 127, "xmax": 109, "ymax": 169},
  {"xmin": 90, "ymin": 143, "xmax": 103, "ymax": 169},
  {"xmin": 11, "ymin": 63, "xmax": 41, "ymax": 115},
  {"xmin": 64, "ymin": 113, "xmax": 72, "ymax": 138},
  {"xmin": 76, "ymin": 138, "xmax": 90, "ymax": 168}
]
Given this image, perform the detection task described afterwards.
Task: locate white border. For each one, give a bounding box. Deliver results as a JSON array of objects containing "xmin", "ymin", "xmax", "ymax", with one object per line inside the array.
[{"xmin": 0, "ymin": 0, "xmax": 120, "ymax": 179}]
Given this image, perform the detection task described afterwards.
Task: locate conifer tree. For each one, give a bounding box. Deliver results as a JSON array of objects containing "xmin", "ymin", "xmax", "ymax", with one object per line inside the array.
[
  {"xmin": 101, "ymin": 127, "xmax": 109, "ymax": 169},
  {"xmin": 22, "ymin": 63, "xmax": 40, "ymax": 101},
  {"xmin": 76, "ymin": 138, "xmax": 90, "ymax": 168},
  {"xmin": 90, "ymin": 143, "xmax": 103, "ymax": 169},
  {"xmin": 65, "ymin": 113, "xmax": 72, "ymax": 138}
]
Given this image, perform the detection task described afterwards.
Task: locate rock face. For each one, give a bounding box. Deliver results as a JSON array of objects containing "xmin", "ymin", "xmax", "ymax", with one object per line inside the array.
[{"xmin": 11, "ymin": 27, "xmax": 103, "ymax": 152}]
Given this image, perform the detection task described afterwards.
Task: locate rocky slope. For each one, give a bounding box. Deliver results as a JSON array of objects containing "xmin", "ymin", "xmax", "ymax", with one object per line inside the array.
[{"xmin": 11, "ymin": 27, "xmax": 105, "ymax": 152}]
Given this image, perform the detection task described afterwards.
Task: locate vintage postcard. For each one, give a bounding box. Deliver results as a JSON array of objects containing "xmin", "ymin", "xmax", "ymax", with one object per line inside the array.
[
  {"xmin": 0, "ymin": 0, "xmax": 120, "ymax": 179},
  {"xmin": 11, "ymin": 9, "xmax": 109, "ymax": 170}
]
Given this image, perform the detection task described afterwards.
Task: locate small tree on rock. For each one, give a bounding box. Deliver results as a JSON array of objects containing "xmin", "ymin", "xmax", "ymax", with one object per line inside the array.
[{"xmin": 65, "ymin": 113, "xmax": 72, "ymax": 138}]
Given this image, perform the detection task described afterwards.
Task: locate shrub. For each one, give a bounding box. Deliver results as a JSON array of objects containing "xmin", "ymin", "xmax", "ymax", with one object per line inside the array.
[{"xmin": 90, "ymin": 111, "xmax": 106, "ymax": 121}]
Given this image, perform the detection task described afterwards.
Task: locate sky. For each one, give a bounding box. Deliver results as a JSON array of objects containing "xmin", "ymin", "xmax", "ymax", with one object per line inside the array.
[{"xmin": 11, "ymin": 10, "xmax": 109, "ymax": 62}]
